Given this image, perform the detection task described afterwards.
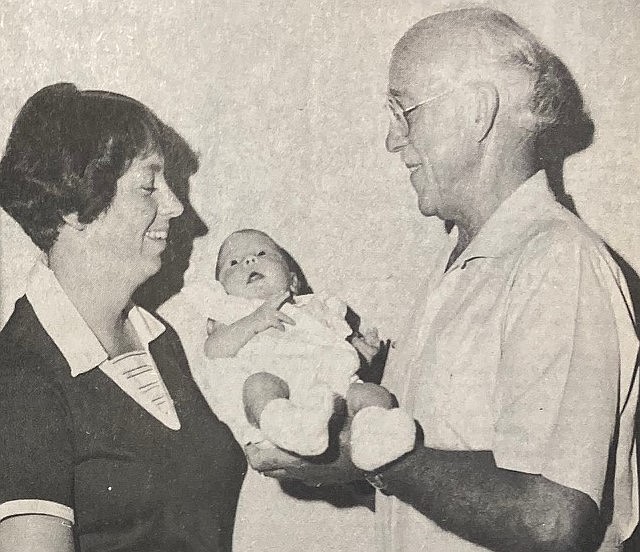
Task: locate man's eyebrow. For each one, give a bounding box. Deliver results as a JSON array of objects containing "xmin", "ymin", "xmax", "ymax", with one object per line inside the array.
[
  {"xmin": 148, "ymin": 162, "xmax": 164, "ymax": 173},
  {"xmin": 387, "ymin": 88, "xmax": 404, "ymax": 98}
]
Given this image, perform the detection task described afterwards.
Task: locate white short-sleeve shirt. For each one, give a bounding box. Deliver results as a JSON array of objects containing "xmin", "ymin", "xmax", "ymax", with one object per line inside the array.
[{"xmin": 377, "ymin": 171, "xmax": 639, "ymax": 552}]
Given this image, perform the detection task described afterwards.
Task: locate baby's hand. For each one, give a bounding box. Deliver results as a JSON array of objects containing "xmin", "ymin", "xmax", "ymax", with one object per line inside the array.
[
  {"xmin": 203, "ymin": 291, "xmax": 295, "ymax": 358},
  {"xmin": 351, "ymin": 328, "xmax": 381, "ymax": 364},
  {"xmin": 248, "ymin": 291, "xmax": 296, "ymax": 333}
]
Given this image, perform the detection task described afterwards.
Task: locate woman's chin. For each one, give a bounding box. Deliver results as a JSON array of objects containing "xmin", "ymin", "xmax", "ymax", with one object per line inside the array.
[{"xmin": 135, "ymin": 256, "xmax": 163, "ymax": 285}]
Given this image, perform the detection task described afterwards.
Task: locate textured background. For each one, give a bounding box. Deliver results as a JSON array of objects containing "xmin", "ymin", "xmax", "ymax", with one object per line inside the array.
[
  {"xmin": 0, "ymin": 0, "xmax": 638, "ymax": 548},
  {"xmin": 0, "ymin": 0, "xmax": 638, "ymax": 333}
]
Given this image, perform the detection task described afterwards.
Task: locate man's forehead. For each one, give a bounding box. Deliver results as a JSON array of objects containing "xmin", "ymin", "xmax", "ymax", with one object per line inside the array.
[
  {"xmin": 389, "ymin": 47, "xmax": 448, "ymax": 101},
  {"xmin": 388, "ymin": 14, "xmax": 480, "ymax": 98}
]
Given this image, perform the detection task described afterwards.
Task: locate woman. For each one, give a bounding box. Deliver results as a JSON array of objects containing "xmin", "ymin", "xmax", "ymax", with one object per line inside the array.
[{"xmin": 0, "ymin": 83, "xmax": 246, "ymax": 551}]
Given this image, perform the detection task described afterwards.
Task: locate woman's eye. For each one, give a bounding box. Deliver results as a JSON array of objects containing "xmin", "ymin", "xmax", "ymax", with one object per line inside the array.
[
  {"xmin": 142, "ymin": 174, "xmax": 156, "ymax": 193},
  {"xmin": 230, "ymin": 260, "xmax": 238, "ymax": 266},
  {"xmin": 257, "ymin": 251, "xmax": 266, "ymax": 256}
]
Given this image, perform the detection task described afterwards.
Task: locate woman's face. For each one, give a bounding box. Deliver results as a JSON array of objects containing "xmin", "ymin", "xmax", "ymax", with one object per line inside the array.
[{"xmin": 82, "ymin": 150, "xmax": 184, "ymax": 285}]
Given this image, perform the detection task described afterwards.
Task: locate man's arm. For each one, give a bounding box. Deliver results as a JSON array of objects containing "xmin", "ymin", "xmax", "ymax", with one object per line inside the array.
[
  {"xmin": 247, "ymin": 434, "xmax": 602, "ymax": 552},
  {"xmin": 377, "ymin": 446, "xmax": 602, "ymax": 552}
]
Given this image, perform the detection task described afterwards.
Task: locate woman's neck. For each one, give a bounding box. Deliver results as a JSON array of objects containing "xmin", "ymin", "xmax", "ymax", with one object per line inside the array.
[{"xmin": 48, "ymin": 243, "xmax": 140, "ymax": 355}]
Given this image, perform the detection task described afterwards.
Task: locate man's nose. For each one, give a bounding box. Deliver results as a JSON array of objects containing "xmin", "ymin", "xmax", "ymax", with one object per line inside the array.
[
  {"xmin": 244, "ymin": 256, "xmax": 257, "ymax": 265},
  {"xmin": 386, "ymin": 123, "xmax": 408, "ymax": 153}
]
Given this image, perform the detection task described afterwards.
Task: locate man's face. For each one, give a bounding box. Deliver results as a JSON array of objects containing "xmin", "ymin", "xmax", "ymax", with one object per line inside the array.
[{"xmin": 386, "ymin": 41, "xmax": 475, "ymax": 220}]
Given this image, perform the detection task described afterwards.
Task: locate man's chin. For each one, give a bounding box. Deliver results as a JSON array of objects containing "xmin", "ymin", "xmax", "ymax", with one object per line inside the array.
[{"xmin": 417, "ymin": 200, "xmax": 438, "ymax": 218}]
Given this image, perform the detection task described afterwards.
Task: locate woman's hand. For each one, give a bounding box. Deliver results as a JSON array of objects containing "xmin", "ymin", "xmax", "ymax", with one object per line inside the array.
[{"xmin": 244, "ymin": 414, "xmax": 364, "ymax": 487}]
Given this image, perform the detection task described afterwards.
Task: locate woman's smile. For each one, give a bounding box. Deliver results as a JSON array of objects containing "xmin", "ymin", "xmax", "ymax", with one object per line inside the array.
[{"xmin": 144, "ymin": 229, "xmax": 169, "ymax": 241}]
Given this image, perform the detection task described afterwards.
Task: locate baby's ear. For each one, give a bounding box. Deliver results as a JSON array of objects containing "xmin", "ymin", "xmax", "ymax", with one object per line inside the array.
[{"xmin": 289, "ymin": 272, "xmax": 299, "ymax": 295}]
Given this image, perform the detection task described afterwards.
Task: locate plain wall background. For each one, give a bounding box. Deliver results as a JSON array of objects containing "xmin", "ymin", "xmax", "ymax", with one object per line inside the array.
[
  {"xmin": 1, "ymin": 0, "xmax": 638, "ymax": 336},
  {"xmin": 0, "ymin": 0, "xmax": 638, "ymax": 548}
]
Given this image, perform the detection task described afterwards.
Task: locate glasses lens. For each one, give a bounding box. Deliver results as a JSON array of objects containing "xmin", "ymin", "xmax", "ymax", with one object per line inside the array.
[{"xmin": 387, "ymin": 97, "xmax": 409, "ymax": 137}]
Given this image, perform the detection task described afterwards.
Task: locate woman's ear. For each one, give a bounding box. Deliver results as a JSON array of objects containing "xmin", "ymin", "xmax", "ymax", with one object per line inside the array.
[
  {"xmin": 471, "ymin": 81, "xmax": 499, "ymax": 143},
  {"xmin": 289, "ymin": 272, "xmax": 299, "ymax": 295},
  {"xmin": 61, "ymin": 212, "xmax": 86, "ymax": 231}
]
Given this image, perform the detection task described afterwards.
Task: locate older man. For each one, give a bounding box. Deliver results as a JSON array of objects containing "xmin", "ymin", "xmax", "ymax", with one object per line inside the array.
[{"xmin": 248, "ymin": 8, "xmax": 638, "ymax": 552}]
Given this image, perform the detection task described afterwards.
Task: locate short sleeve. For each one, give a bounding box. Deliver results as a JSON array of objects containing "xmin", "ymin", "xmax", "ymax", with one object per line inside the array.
[
  {"xmin": 493, "ymin": 233, "xmax": 633, "ymax": 509},
  {"xmin": 0, "ymin": 358, "xmax": 75, "ymax": 521}
]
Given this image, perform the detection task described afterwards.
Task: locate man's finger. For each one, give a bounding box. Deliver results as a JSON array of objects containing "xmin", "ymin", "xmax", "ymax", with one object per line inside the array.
[
  {"xmin": 260, "ymin": 469, "xmax": 291, "ymax": 480},
  {"xmin": 277, "ymin": 312, "xmax": 295, "ymax": 326},
  {"xmin": 206, "ymin": 318, "xmax": 216, "ymax": 336},
  {"xmin": 245, "ymin": 443, "xmax": 301, "ymax": 472}
]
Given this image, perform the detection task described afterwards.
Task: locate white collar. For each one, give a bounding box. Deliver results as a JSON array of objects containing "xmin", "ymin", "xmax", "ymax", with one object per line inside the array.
[
  {"xmin": 26, "ymin": 256, "xmax": 165, "ymax": 377},
  {"xmin": 449, "ymin": 170, "xmax": 561, "ymax": 269}
]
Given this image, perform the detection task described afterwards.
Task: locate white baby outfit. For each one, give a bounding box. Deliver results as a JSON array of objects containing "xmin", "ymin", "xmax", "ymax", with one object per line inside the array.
[
  {"xmin": 172, "ymin": 281, "xmax": 360, "ymax": 448},
  {"xmin": 158, "ymin": 280, "xmax": 375, "ymax": 552}
]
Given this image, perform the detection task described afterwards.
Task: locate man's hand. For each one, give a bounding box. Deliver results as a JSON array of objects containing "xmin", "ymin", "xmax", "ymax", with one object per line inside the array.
[{"xmin": 245, "ymin": 414, "xmax": 364, "ymax": 487}]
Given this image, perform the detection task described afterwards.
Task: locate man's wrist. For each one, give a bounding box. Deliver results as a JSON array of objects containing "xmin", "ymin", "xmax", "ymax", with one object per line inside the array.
[
  {"xmin": 364, "ymin": 470, "xmax": 391, "ymax": 494},
  {"xmin": 363, "ymin": 450, "xmax": 410, "ymax": 495}
]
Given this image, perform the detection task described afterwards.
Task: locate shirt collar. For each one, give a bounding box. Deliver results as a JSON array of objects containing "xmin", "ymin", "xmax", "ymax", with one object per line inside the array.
[
  {"xmin": 450, "ymin": 170, "xmax": 560, "ymax": 269},
  {"xmin": 26, "ymin": 256, "xmax": 165, "ymax": 377}
]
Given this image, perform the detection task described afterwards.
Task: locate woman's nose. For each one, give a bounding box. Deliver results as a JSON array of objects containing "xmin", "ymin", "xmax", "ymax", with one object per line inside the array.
[{"xmin": 158, "ymin": 178, "xmax": 184, "ymax": 219}]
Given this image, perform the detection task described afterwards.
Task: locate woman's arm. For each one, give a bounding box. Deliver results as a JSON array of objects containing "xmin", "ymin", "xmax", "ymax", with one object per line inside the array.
[{"xmin": 0, "ymin": 515, "xmax": 74, "ymax": 552}]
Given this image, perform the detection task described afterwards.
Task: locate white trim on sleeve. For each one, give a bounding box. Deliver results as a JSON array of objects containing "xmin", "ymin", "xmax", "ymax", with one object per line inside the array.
[{"xmin": 0, "ymin": 499, "xmax": 74, "ymax": 523}]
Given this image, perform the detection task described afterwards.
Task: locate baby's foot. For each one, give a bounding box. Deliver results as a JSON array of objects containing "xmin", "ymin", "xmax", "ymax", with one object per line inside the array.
[{"xmin": 259, "ymin": 396, "xmax": 334, "ymax": 456}]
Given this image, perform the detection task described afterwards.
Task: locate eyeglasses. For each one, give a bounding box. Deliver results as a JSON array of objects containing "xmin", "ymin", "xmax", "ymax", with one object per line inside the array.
[{"xmin": 387, "ymin": 89, "xmax": 454, "ymax": 138}]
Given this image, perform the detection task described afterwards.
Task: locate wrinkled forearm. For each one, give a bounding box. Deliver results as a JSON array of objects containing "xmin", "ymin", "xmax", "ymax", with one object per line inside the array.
[{"xmin": 378, "ymin": 447, "xmax": 601, "ymax": 552}]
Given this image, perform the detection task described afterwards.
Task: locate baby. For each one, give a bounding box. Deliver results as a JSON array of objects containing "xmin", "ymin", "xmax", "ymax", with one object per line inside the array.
[
  {"xmin": 157, "ymin": 229, "xmax": 415, "ymax": 551},
  {"xmin": 182, "ymin": 229, "xmax": 415, "ymax": 468}
]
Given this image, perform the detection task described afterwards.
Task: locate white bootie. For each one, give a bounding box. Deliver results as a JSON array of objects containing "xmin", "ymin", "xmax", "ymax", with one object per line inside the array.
[
  {"xmin": 260, "ymin": 396, "xmax": 333, "ymax": 456},
  {"xmin": 350, "ymin": 406, "xmax": 416, "ymax": 471}
]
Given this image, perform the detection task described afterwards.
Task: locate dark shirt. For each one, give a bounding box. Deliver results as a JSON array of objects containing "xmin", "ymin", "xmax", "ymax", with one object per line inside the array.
[{"xmin": 0, "ymin": 297, "xmax": 247, "ymax": 551}]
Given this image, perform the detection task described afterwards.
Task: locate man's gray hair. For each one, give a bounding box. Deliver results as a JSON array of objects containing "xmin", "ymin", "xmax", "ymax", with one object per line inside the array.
[{"xmin": 456, "ymin": 8, "xmax": 594, "ymax": 162}]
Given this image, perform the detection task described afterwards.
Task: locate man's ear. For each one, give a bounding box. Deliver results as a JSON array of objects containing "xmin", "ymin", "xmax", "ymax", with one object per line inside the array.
[
  {"xmin": 471, "ymin": 81, "xmax": 499, "ymax": 143},
  {"xmin": 289, "ymin": 272, "xmax": 299, "ymax": 295},
  {"xmin": 61, "ymin": 212, "xmax": 86, "ymax": 231}
]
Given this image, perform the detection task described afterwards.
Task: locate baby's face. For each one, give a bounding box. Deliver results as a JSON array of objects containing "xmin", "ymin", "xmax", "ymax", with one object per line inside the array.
[{"xmin": 217, "ymin": 232, "xmax": 294, "ymax": 299}]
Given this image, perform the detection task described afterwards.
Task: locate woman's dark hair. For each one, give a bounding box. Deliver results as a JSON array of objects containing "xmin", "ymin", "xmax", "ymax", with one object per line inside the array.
[{"xmin": 0, "ymin": 82, "xmax": 166, "ymax": 251}]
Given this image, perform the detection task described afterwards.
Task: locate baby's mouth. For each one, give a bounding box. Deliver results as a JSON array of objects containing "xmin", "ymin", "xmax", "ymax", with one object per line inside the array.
[{"xmin": 247, "ymin": 271, "xmax": 265, "ymax": 284}]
